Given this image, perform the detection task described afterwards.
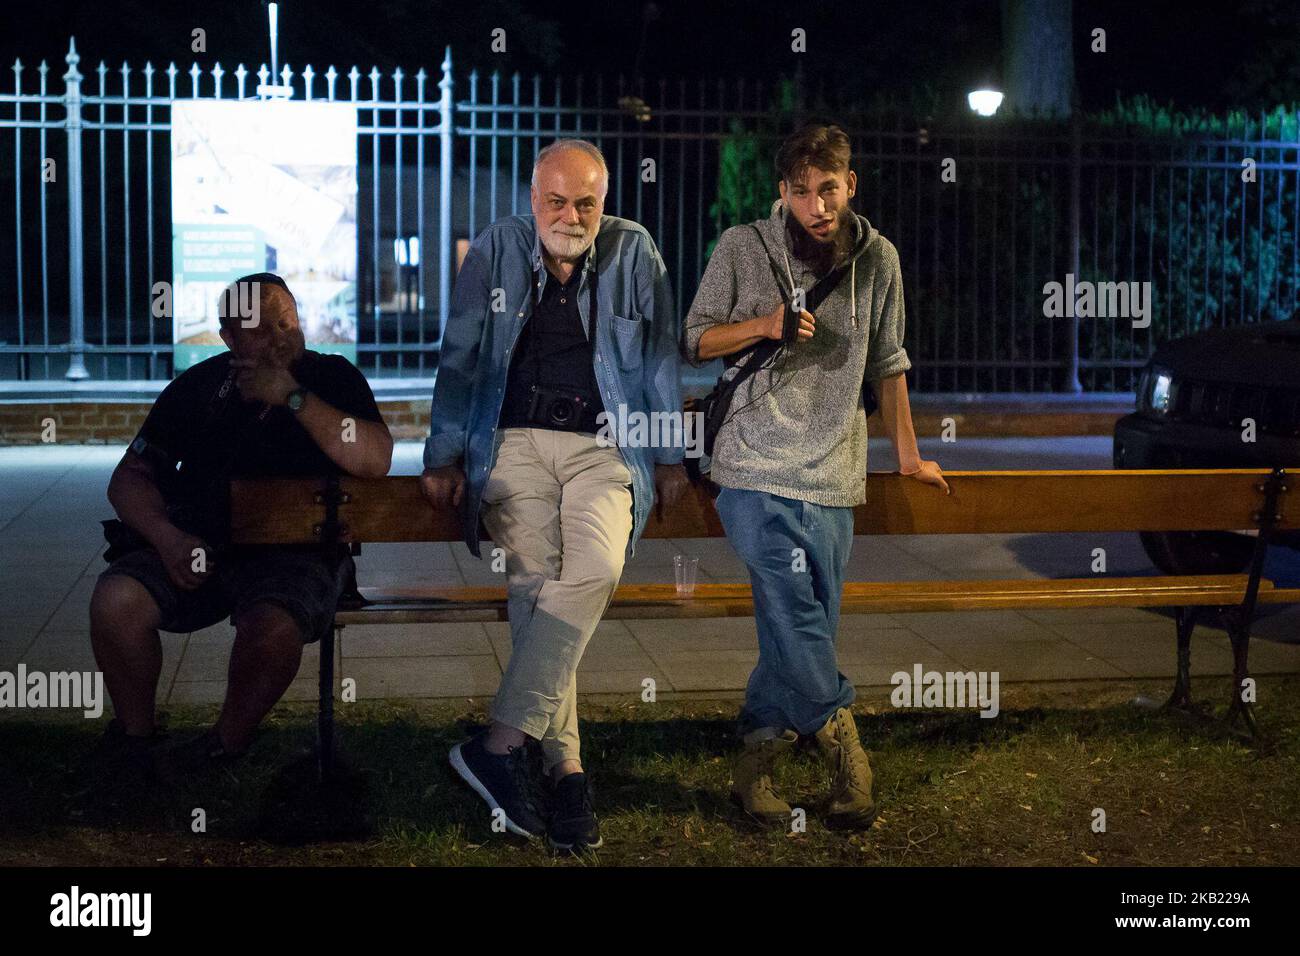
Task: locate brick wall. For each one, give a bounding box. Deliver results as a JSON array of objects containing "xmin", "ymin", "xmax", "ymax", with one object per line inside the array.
[
  {"xmin": 0, "ymin": 403, "xmax": 151, "ymax": 444},
  {"xmin": 0, "ymin": 400, "xmax": 434, "ymax": 445},
  {"xmin": 0, "ymin": 398, "xmax": 1125, "ymax": 445}
]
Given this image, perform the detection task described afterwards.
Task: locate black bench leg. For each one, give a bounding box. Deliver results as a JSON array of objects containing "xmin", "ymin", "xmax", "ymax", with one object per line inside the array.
[
  {"xmin": 1165, "ymin": 606, "xmax": 1198, "ymax": 711},
  {"xmin": 318, "ymin": 621, "xmax": 338, "ymax": 782},
  {"xmin": 1224, "ymin": 608, "xmax": 1260, "ymax": 740},
  {"xmin": 1220, "ymin": 468, "xmax": 1281, "ymax": 741}
]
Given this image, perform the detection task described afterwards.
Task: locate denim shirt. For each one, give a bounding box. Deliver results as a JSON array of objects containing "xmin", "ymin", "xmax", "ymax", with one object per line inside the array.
[{"xmin": 424, "ymin": 213, "xmax": 684, "ymax": 559}]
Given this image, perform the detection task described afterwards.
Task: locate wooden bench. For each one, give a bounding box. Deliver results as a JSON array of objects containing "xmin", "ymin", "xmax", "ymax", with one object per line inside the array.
[{"xmin": 231, "ymin": 467, "xmax": 1295, "ymax": 778}]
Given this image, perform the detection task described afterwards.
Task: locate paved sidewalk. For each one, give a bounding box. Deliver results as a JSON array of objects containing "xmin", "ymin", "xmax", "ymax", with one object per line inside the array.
[{"xmin": 2, "ymin": 439, "xmax": 1298, "ymax": 712}]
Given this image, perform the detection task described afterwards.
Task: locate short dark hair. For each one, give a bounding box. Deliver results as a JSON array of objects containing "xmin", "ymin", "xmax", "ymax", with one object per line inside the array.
[
  {"xmin": 774, "ymin": 124, "xmax": 852, "ymax": 185},
  {"xmin": 216, "ymin": 272, "xmax": 293, "ymax": 330}
]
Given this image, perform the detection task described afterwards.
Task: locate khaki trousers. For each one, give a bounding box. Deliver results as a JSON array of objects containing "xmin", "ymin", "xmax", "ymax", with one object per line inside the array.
[{"xmin": 480, "ymin": 427, "xmax": 633, "ymax": 771}]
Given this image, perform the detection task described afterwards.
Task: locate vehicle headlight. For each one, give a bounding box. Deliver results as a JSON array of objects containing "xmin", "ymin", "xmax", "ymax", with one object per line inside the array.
[
  {"xmin": 1146, "ymin": 366, "xmax": 1175, "ymax": 415},
  {"xmin": 1137, "ymin": 364, "xmax": 1176, "ymax": 415}
]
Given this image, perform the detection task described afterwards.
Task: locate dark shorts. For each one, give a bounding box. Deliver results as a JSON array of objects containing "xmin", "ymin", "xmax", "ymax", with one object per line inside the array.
[{"xmin": 99, "ymin": 546, "xmax": 351, "ymax": 644}]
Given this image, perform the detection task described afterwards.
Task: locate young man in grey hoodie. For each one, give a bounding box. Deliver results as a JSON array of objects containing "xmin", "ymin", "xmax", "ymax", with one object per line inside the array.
[{"xmin": 684, "ymin": 124, "xmax": 950, "ymax": 828}]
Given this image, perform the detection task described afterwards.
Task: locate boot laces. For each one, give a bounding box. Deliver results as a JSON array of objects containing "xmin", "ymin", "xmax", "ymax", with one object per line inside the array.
[
  {"xmin": 832, "ymin": 714, "xmax": 869, "ymax": 791},
  {"xmin": 752, "ymin": 742, "xmax": 783, "ymax": 797}
]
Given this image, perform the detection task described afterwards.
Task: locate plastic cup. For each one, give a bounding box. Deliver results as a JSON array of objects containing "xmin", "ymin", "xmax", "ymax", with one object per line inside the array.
[{"xmin": 674, "ymin": 554, "xmax": 700, "ymax": 597}]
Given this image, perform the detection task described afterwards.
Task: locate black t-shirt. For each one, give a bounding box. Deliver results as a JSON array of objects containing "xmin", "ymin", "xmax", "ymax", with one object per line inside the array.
[
  {"xmin": 499, "ymin": 255, "xmax": 605, "ymax": 432},
  {"xmin": 131, "ymin": 350, "xmax": 384, "ymax": 544}
]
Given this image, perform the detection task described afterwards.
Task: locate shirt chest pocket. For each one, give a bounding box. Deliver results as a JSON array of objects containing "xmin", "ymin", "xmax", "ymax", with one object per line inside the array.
[{"xmin": 609, "ymin": 313, "xmax": 645, "ymax": 370}]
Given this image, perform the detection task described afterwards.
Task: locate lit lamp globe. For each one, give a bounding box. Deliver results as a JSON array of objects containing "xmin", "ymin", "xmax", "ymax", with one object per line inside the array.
[{"xmin": 967, "ymin": 90, "xmax": 1004, "ymax": 117}]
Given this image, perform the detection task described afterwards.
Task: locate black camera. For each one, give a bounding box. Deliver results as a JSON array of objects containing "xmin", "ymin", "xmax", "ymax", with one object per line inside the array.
[{"xmin": 527, "ymin": 384, "xmax": 594, "ymax": 431}]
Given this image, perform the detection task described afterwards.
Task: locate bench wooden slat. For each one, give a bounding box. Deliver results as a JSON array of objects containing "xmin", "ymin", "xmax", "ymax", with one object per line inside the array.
[
  {"xmin": 230, "ymin": 469, "xmax": 1287, "ymax": 545},
  {"xmin": 333, "ymin": 574, "xmax": 1277, "ymax": 624},
  {"xmin": 854, "ymin": 469, "xmax": 1284, "ymax": 536}
]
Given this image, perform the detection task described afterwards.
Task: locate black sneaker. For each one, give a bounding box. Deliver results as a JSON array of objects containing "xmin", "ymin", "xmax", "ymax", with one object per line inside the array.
[
  {"xmin": 71, "ymin": 719, "xmax": 165, "ymax": 823},
  {"xmin": 156, "ymin": 728, "xmax": 247, "ymax": 784},
  {"xmin": 449, "ymin": 733, "xmax": 546, "ymax": 838},
  {"xmin": 547, "ymin": 772, "xmax": 603, "ymax": 853},
  {"xmin": 81, "ymin": 718, "xmax": 162, "ymax": 782}
]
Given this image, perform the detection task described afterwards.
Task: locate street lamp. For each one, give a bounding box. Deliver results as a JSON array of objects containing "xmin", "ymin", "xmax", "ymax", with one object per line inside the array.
[{"xmin": 967, "ymin": 89, "xmax": 1004, "ymax": 117}]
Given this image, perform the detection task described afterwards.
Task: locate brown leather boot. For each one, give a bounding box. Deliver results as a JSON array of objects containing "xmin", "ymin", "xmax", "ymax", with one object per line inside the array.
[
  {"xmin": 730, "ymin": 728, "xmax": 797, "ymax": 825},
  {"xmin": 813, "ymin": 707, "xmax": 878, "ymax": 829}
]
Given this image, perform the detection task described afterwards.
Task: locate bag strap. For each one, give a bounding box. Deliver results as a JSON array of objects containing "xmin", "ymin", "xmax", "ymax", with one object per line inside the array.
[
  {"xmin": 748, "ymin": 223, "xmax": 852, "ymax": 342},
  {"xmin": 721, "ymin": 226, "xmax": 785, "ymax": 373},
  {"xmin": 723, "ymin": 223, "xmax": 852, "ymax": 375}
]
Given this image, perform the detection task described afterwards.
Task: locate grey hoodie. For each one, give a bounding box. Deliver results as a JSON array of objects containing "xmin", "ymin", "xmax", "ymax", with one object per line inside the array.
[{"xmin": 683, "ymin": 200, "xmax": 911, "ymax": 506}]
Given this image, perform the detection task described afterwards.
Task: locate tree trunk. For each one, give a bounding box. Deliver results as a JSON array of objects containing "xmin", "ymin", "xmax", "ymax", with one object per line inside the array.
[{"xmin": 1001, "ymin": 0, "xmax": 1075, "ymax": 118}]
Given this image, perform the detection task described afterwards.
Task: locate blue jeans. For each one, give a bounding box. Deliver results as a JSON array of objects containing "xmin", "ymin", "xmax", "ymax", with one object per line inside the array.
[{"xmin": 716, "ymin": 487, "xmax": 856, "ymax": 736}]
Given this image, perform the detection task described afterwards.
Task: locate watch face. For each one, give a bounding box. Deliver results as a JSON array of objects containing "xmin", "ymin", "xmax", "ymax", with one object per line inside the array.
[{"xmin": 288, "ymin": 389, "xmax": 306, "ymax": 412}]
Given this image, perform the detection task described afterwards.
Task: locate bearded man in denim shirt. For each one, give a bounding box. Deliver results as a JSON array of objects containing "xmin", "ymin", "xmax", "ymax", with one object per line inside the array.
[{"xmin": 421, "ymin": 139, "xmax": 688, "ymax": 851}]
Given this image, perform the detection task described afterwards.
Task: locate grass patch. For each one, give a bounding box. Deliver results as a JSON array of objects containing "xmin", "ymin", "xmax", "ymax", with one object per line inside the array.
[{"xmin": 1, "ymin": 677, "xmax": 1297, "ymax": 866}]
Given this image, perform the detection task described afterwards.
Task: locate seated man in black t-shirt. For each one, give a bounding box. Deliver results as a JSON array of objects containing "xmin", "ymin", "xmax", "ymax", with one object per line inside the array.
[{"xmin": 88, "ymin": 273, "xmax": 392, "ymax": 783}]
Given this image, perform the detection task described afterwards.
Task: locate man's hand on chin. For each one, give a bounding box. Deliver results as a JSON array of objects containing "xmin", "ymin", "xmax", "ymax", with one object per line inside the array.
[
  {"xmin": 231, "ymin": 359, "xmax": 298, "ymax": 406},
  {"xmin": 900, "ymin": 459, "xmax": 950, "ymax": 495}
]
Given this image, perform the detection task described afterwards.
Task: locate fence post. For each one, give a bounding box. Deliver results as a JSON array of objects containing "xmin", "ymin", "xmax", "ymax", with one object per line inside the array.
[
  {"xmin": 64, "ymin": 37, "xmax": 89, "ymax": 380},
  {"xmin": 437, "ymin": 46, "xmax": 453, "ymax": 350},
  {"xmin": 1064, "ymin": 114, "xmax": 1082, "ymax": 393}
]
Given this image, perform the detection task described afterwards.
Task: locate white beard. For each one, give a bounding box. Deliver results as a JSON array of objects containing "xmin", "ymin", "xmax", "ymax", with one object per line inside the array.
[{"xmin": 541, "ymin": 225, "xmax": 598, "ymax": 261}]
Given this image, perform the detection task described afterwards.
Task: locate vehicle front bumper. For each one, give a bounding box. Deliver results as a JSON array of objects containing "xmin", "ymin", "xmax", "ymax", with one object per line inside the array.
[{"xmin": 1113, "ymin": 412, "xmax": 1300, "ymax": 470}]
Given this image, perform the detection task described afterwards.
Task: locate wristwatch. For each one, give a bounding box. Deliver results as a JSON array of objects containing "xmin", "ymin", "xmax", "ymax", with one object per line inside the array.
[{"xmin": 286, "ymin": 386, "xmax": 309, "ymax": 413}]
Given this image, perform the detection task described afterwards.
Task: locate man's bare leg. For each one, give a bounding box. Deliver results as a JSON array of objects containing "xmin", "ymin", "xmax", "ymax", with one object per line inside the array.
[
  {"xmin": 214, "ymin": 602, "xmax": 304, "ymax": 753},
  {"xmin": 90, "ymin": 574, "xmax": 164, "ymax": 737},
  {"xmin": 485, "ymin": 721, "xmax": 528, "ymax": 754}
]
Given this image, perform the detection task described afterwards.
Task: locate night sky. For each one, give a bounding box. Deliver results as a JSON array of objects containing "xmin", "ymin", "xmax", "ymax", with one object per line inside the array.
[{"xmin": 1, "ymin": 0, "xmax": 1298, "ymax": 114}]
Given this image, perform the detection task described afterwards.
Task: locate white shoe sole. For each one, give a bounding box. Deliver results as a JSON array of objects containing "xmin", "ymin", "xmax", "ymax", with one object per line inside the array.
[
  {"xmin": 547, "ymin": 832, "xmax": 604, "ymax": 854},
  {"xmin": 448, "ymin": 742, "xmax": 539, "ymax": 839}
]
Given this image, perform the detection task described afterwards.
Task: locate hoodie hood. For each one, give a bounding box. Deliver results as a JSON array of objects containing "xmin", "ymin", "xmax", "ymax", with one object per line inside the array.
[{"xmin": 756, "ymin": 199, "xmax": 878, "ymax": 273}]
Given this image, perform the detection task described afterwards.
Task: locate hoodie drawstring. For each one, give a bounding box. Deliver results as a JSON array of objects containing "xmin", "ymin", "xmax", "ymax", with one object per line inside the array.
[
  {"xmin": 781, "ymin": 248, "xmax": 797, "ymax": 300},
  {"xmin": 851, "ymin": 258, "xmax": 857, "ymax": 329}
]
